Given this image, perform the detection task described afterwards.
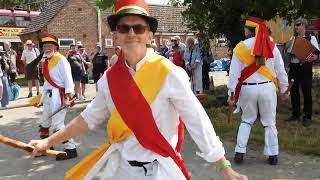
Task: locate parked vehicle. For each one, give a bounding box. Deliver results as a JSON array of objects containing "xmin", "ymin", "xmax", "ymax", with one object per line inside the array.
[{"xmin": 210, "ymin": 58, "xmax": 230, "ymax": 71}]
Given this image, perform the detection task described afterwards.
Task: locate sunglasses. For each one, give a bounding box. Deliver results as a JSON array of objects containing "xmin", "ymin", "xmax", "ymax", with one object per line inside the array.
[
  {"xmin": 295, "ymin": 23, "xmax": 302, "ymax": 27},
  {"xmin": 116, "ymin": 24, "xmax": 150, "ymax": 34}
]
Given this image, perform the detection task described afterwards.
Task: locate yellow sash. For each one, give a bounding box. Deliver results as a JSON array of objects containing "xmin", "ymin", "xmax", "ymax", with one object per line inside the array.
[
  {"xmin": 28, "ymin": 53, "xmax": 62, "ymax": 105},
  {"xmin": 48, "ymin": 53, "xmax": 61, "ymax": 72},
  {"xmin": 233, "ymin": 41, "xmax": 279, "ymax": 89},
  {"xmin": 65, "ymin": 54, "xmax": 173, "ymax": 180}
]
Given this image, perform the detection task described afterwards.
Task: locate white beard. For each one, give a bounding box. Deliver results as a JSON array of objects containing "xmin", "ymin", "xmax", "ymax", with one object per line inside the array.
[{"xmin": 43, "ymin": 51, "xmax": 55, "ymax": 58}]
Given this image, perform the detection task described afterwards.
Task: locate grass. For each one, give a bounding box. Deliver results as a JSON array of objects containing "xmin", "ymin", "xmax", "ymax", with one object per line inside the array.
[{"xmin": 204, "ymin": 81, "xmax": 320, "ymax": 156}]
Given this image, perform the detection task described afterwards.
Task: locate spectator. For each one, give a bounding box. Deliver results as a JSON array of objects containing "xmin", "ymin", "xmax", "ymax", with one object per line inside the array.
[
  {"xmin": 4, "ymin": 42, "xmax": 17, "ymax": 84},
  {"xmin": 159, "ymin": 39, "xmax": 169, "ymax": 57},
  {"xmin": 91, "ymin": 43, "xmax": 108, "ymax": 91},
  {"xmin": 174, "ymin": 35, "xmax": 187, "ymax": 52},
  {"xmin": 21, "ymin": 40, "xmax": 41, "ymax": 97},
  {"xmin": 184, "ymin": 37, "xmax": 203, "ymax": 94},
  {"xmin": 0, "ymin": 47, "xmax": 5, "ymax": 115},
  {"xmin": 285, "ymin": 18, "xmax": 319, "ymax": 127},
  {"xmin": 196, "ymin": 32, "xmax": 211, "ymax": 90},
  {"xmin": 77, "ymin": 44, "xmax": 91, "ymax": 99},
  {"xmin": 172, "ymin": 44, "xmax": 184, "ymax": 68},
  {"xmin": 109, "ymin": 46, "xmax": 121, "ymax": 67},
  {"xmin": 67, "ymin": 44, "xmax": 82, "ymax": 99}
]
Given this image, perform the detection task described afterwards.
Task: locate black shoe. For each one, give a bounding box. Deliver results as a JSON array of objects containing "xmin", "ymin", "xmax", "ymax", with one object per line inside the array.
[
  {"xmin": 234, "ymin": 152, "xmax": 244, "ymax": 164},
  {"xmin": 56, "ymin": 148, "xmax": 78, "ymax": 161},
  {"xmin": 286, "ymin": 115, "xmax": 300, "ymax": 122},
  {"xmin": 27, "ymin": 92, "xmax": 32, "ymax": 98},
  {"xmin": 268, "ymin": 155, "xmax": 278, "ymax": 165},
  {"xmin": 302, "ymin": 117, "xmax": 312, "ymax": 127}
]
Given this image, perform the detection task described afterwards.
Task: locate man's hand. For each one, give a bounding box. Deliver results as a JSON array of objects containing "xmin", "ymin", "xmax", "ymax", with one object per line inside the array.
[
  {"xmin": 305, "ymin": 54, "xmax": 318, "ymax": 62},
  {"xmin": 281, "ymin": 92, "xmax": 290, "ymax": 101},
  {"xmin": 29, "ymin": 139, "xmax": 50, "ymax": 157},
  {"xmin": 227, "ymin": 96, "xmax": 235, "ymax": 106},
  {"xmin": 221, "ymin": 167, "xmax": 248, "ymax": 180},
  {"xmin": 35, "ymin": 103, "xmax": 43, "ymax": 108}
]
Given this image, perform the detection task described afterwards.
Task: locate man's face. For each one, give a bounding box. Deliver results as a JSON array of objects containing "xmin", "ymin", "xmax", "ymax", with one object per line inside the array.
[
  {"xmin": 4, "ymin": 42, "xmax": 10, "ymax": 50},
  {"xmin": 43, "ymin": 43, "xmax": 56, "ymax": 56},
  {"xmin": 27, "ymin": 44, "xmax": 33, "ymax": 50},
  {"xmin": 113, "ymin": 15, "xmax": 153, "ymax": 53},
  {"xmin": 294, "ymin": 22, "xmax": 306, "ymax": 34},
  {"xmin": 244, "ymin": 27, "xmax": 251, "ymax": 38}
]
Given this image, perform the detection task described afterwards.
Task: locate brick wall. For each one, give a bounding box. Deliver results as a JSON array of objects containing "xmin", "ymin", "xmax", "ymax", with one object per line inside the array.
[{"xmin": 46, "ymin": 0, "xmax": 101, "ymax": 56}]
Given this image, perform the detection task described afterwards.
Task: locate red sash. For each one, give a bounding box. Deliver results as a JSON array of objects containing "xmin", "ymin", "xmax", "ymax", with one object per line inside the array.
[
  {"xmin": 43, "ymin": 57, "xmax": 65, "ymax": 106},
  {"xmin": 107, "ymin": 51, "xmax": 190, "ymax": 180},
  {"xmin": 234, "ymin": 63, "xmax": 261, "ymax": 103}
]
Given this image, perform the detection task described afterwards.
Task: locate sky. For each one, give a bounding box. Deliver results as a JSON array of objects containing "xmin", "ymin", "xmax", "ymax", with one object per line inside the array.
[{"xmin": 145, "ymin": 0, "xmax": 169, "ymax": 5}]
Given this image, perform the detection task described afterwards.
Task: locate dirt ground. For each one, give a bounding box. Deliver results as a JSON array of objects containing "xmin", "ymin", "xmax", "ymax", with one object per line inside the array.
[{"xmin": 1, "ymin": 75, "xmax": 320, "ymax": 180}]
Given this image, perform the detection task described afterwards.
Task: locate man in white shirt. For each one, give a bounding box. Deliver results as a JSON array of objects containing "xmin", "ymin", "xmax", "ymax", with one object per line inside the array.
[
  {"xmin": 228, "ymin": 17, "xmax": 289, "ymax": 165},
  {"xmin": 285, "ymin": 18, "xmax": 319, "ymax": 127},
  {"xmin": 21, "ymin": 40, "xmax": 41, "ymax": 98},
  {"xmin": 29, "ymin": 0, "xmax": 246, "ymax": 179},
  {"xmin": 36, "ymin": 34, "xmax": 77, "ymax": 161}
]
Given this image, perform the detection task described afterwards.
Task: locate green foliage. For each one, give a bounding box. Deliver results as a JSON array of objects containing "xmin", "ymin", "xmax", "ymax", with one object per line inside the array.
[
  {"xmin": 182, "ymin": 0, "xmax": 320, "ymax": 50},
  {"xmin": 96, "ymin": 0, "xmax": 116, "ymax": 10},
  {"xmin": 168, "ymin": 0, "xmax": 182, "ymax": 6}
]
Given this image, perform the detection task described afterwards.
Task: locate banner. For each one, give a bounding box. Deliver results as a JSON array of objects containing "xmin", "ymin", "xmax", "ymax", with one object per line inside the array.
[{"xmin": 0, "ymin": 27, "xmax": 24, "ymax": 38}]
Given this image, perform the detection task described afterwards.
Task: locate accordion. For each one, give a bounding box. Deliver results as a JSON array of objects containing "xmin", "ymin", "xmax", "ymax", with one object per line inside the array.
[{"xmin": 287, "ymin": 36, "xmax": 319, "ymax": 63}]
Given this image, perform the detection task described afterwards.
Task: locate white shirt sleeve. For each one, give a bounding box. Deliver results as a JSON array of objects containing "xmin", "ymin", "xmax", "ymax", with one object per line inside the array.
[
  {"xmin": 59, "ymin": 57, "xmax": 74, "ymax": 94},
  {"xmin": 168, "ymin": 67, "xmax": 225, "ymax": 162},
  {"xmin": 80, "ymin": 73, "xmax": 111, "ymax": 130},
  {"xmin": 311, "ymin": 36, "xmax": 319, "ymax": 50},
  {"xmin": 227, "ymin": 53, "xmax": 244, "ymax": 96},
  {"xmin": 21, "ymin": 50, "xmax": 26, "ymax": 61},
  {"xmin": 195, "ymin": 45, "xmax": 201, "ymax": 63},
  {"xmin": 273, "ymin": 46, "xmax": 289, "ymax": 93}
]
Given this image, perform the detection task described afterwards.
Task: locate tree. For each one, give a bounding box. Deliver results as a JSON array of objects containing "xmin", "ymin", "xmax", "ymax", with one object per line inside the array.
[
  {"xmin": 168, "ymin": 0, "xmax": 182, "ymax": 6},
  {"xmin": 0, "ymin": 0, "xmax": 49, "ymax": 10},
  {"xmin": 182, "ymin": 0, "xmax": 320, "ymax": 50}
]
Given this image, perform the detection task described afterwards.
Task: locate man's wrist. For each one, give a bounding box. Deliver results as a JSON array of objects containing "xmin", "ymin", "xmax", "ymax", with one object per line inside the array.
[{"xmin": 217, "ymin": 160, "xmax": 232, "ymax": 172}]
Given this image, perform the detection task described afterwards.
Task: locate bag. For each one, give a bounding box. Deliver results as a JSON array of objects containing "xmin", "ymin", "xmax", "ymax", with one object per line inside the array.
[{"xmin": 8, "ymin": 82, "xmax": 20, "ymax": 101}]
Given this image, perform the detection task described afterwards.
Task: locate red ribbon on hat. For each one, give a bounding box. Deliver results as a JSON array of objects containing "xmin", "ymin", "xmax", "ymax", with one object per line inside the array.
[{"xmin": 245, "ymin": 17, "xmax": 275, "ymax": 59}]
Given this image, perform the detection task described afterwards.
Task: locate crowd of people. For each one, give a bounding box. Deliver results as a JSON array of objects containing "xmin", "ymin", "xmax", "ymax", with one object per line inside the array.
[{"xmin": 0, "ymin": 42, "xmax": 18, "ymax": 111}]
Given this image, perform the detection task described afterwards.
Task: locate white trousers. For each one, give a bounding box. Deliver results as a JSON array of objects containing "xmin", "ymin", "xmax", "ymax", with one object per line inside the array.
[
  {"xmin": 190, "ymin": 63, "xmax": 203, "ymax": 93},
  {"xmin": 84, "ymin": 144, "xmax": 185, "ymax": 180},
  {"xmin": 39, "ymin": 89, "xmax": 76, "ymax": 149},
  {"xmin": 235, "ymin": 82, "xmax": 279, "ymax": 156}
]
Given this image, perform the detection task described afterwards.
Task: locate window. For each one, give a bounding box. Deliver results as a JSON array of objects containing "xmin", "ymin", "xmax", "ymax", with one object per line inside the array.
[
  {"xmin": 105, "ymin": 38, "xmax": 113, "ymax": 48},
  {"xmin": 0, "ymin": 16, "xmax": 15, "ymax": 26},
  {"xmin": 58, "ymin": 38, "xmax": 75, "ymax": 48},
  {"xmin": 15, "ymin": 16, "xmax": 31, "ymax": 27}
]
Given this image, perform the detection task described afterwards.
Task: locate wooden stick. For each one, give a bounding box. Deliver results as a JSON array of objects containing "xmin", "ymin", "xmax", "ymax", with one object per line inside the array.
[
  {"xmin": 284, "ymin": 79, "xmax": 294, "ymax": 95},
  {"xmin": 227, "ymin": 92, "xmax": 235, "ymax": 124},
  {"xmin": 0, "ymin": 135, "xmax": 66, "ymax": 158}
]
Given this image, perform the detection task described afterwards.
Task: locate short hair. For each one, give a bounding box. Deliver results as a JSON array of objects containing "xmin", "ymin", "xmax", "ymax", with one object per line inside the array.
[
  {"xmin": 174, "ymin": 35, "xmax": 181, "ymax": 40},
  {"xmin": 186, "ymin": 37, "xmax": 195, "ymax": 45},
  {"xmin": 295, "ymin": 18, "xmax": 308, "ymax": 26}
]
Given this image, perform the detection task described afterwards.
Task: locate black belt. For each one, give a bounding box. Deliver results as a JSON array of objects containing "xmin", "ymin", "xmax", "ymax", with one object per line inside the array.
[
  {"xmin": 243, "ymin": 81, "xmax": 272, "ymax": 85},
  {"xmin": 47, "ymin": 89, "xmax": 52, "ymax": 97},
  {"xmin": 128, "ymin": 160, "xmax": 153, "ymax": 176}
]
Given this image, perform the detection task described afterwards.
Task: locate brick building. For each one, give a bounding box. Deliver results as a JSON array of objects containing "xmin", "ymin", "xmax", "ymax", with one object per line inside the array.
[{"xmin": 19, "ymin": 0, "xmax": 194, "ymax": 57}]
